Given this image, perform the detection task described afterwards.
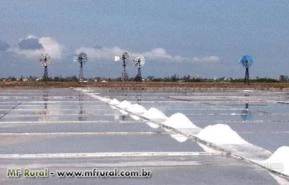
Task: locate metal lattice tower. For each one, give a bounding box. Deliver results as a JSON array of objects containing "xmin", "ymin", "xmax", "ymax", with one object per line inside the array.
[
  {"xmin": 77, "ymin": 52, "xmax": 88, "ymax": 82},
  {"xmin": 133, "ymin": 56, "xmax": 145, "ymax": 81},
  {"xmin": 136, "ymin": 58, "xmax": 142, "ymax": 80},
  {"xmin": 245, "ymin": 66, "xmax": 249, "ymax": 84},
  {"xmin": 121, "ymin": 52, "xmax": 129, "ymax": 81},
  {"xmin": 240, "ymin": 55, "xmax": 254, "ymax": 85},
  {"xmin": 40, "ymin": 54, "xmax": 51, "ymax": 81}
]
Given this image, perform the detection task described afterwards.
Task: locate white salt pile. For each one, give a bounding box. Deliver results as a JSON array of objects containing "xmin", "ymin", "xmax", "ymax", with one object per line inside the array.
[
  {"xmin": 126, "ymin": 104, "xmax": 147, "ymax": 114},
  {"xmin": 143, "ymin": 107, "xmax": 168, "ymax": 120},
  {"xmin": 263, "ymin": 146, "xmax": 289, "ymax": 176},
  {"xmin": 163, "ymin": 113, "xmax": 199, "ymax": 129},
  {"xmin": 108, "ymin": 98, "xmax": 120, "ymax": 109},
  {"xmin": 143, "ymin": 107, "xmax": 168, "ymax": 129},
  {"xmin": 163, "ymin": 113, "xmax": 200, "ymax": 143},
  {"xmin": 116, "ymin": 100, "xmax": 131, "ymax": 109},
  {"xmin": 196, "ymin": 124, "xmax": 249, "ymax": 153},
  {"xmin": 109, "ymin": 98, "xmax": 120, "ymax": 106},
  {"xmin": 126, "ymin": 104, "xmax": 147, "ymax": 120},
  {"xmin": 196, "ymin": 124, "xmax": 248, "ymax": 145}
]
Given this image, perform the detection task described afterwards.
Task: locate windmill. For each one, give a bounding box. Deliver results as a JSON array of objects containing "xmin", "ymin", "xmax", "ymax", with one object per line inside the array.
[
  {"xmin": 240, "ymin": 55, "xmax": 254, "ymax": 84},
  {"xmin": 133, "ymin": 56, "xmax": 145, "ymax": 81},
  {"xmin": 40, "ymin": 54, "xmax": 51, "ymax": 81},
  {"xmin": 115, "ymin": 51, "xmax": 129, "ymax": 81},
  {"xmin": 74, "ymin": 52, "xmax": 88, "ymax": 82}
]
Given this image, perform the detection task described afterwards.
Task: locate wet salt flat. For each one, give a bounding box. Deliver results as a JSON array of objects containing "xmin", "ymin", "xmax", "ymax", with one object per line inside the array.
[{"xmin": 0, "ymin": 88, "xmax": 289, "ymax": 185}]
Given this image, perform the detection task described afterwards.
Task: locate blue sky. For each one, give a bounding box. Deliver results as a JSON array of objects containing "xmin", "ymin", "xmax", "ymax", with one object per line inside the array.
[{"xmin": 0, "ymin": 0, "xmax": 289, "ymax": 79}]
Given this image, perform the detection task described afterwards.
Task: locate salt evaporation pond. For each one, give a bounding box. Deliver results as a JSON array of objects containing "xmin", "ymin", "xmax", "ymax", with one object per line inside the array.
[
  {"xmin": 0, "ymin": 88, "xmax": 288, "ymax": 185},
  {"xmin": 86, "ymin": 88, "xmax": 289, "ymax": 181}
]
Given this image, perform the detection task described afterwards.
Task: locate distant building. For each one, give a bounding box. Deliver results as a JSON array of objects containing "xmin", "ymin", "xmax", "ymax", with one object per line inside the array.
[{"xmin": 279, "ymin": 75, "xmax": 289, "ymax": 82}]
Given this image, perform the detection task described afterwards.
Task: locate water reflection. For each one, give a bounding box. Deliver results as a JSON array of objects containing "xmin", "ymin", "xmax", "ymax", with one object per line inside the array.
[
  {"xmin": 78, "ymin": 92, "xmax": 87, "ymax": 121},
  {"xmin": 114, "ymin": 110, "xmax": 128, "ymax": 121},
  {"xmin": 136, "ymin": 93, "xmax": 142, "ymax": 104},
  {"xmin": 39, "ymin": 90, "xmax": 49, "ymax": 121},
  {"xmin": 241, "ymin": 103, "xmax": 253, "ymax": 121}
]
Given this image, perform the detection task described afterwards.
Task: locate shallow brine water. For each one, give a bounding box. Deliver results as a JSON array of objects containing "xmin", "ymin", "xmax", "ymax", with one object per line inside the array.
[{"xmin": 0, "ymin": 88, "xmax": 288, "ymax": 185}]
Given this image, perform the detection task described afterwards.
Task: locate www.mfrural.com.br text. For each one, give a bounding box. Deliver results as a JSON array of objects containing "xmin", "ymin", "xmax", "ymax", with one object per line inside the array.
[{"xmin": 7, "ymin": 168, "xmax": 152, "ymax": 179}]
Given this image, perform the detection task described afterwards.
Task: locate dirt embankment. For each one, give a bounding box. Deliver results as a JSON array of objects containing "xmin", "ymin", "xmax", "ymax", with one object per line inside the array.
[{"xmin": 1, "ymin": 81, "xmax": 289, "ymax": 91}]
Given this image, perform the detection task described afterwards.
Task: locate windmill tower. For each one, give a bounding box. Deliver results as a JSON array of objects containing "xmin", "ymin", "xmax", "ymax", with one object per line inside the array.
[
  {"xmin": 240, "ymin": 55, "xmax": 254, "ymax": 84},
  {"xmin": 133, "ymin": 56, "xmax": 145, "ymax": 81},
  {"xmin": 40, "ymin": 54, "xmax": 51, "ymax": 81},
  {"xmin": 75, "ymin": 52, "xmax": 88, "ymax": 82},
  {"xmin": 115, "ymin": 51, "xmax": 129, "ymax": 81}
]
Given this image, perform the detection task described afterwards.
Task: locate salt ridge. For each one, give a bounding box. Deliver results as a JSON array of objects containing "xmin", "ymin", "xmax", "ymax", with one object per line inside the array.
[{"xmin": 78, "ymin": 89, "xmax": 289, "ymax": 178}]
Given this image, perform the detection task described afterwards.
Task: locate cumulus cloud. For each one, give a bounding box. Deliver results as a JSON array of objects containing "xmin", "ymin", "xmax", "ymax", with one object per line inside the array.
[
  {"xmin": 12, "ymin": 35, "xmax": 64, "ymax": 59},
  {"xmin": 139, "ymin": 48, "xmax": 183, "ymax": 61},
  {"xmin": 76, "ymin": 46, "xmax": 125, "ymax": 61},
  {"xmin": 18, "ymin": 37, "xmax": 43, "ymax": 50},
  {"xmin": 75, "ymin": 46, "xmax": 220, "ymax": 63}
]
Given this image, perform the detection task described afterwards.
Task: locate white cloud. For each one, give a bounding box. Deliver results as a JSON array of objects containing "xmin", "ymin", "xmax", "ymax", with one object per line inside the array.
[
  {"xmin": 192, "ymin": 56, "xmax": 220, "ymax": 63},
  {"xmin": 76, "ymin": 46, "xmax": 125, "ymax": 61},
  {"xmin": 12, "ymin": 35, "xmax": 64, "ymax": 59},
  {"xmin": 137, "ymin": 48, "xmax": 184, "ymax": 62},
  {"xmin": 75, "ymin": 46, "xmax": 220, "ymax": 64}
]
